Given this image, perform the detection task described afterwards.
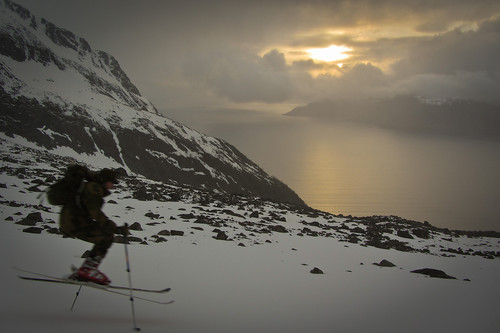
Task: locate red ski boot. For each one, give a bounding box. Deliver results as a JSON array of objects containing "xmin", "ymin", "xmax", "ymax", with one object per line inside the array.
[{"xmin": 75, "ymin": 257, "xmax": 111, "ymax": 285}]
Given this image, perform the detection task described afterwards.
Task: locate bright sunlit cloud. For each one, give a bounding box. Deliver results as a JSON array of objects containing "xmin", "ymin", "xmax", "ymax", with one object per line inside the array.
[{"xmin": 307, "ymin": 45, "xmax": 352, "ymax": 62}]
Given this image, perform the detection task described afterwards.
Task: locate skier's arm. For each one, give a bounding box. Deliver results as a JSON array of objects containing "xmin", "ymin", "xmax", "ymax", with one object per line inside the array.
[{"xmin": 84, "ymin": 183, "xmax": 117, "ymax": 232}]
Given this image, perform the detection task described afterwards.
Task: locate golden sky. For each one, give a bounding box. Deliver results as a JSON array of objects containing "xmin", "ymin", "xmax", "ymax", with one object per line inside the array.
[{"xmin": 13, "ymin": 0, "xmax": 500, "ymax": 110}]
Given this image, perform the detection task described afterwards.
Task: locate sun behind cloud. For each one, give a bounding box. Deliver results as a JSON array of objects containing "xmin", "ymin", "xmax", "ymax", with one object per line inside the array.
[{"xmin": 307, "ymin": 45, "xmax": 352, "ymax": 62}]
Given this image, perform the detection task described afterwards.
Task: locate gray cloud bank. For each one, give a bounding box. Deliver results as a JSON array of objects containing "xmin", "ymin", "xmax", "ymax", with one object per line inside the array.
[
  {"xmin": 181, "ymin": 16, "xmax": 500, "ymax": 105},
  {"xmin": 13, "ymin": 0, "xmax": 500, "ymax": 109}
]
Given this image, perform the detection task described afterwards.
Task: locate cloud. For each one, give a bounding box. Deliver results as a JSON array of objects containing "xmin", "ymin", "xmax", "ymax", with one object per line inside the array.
[
  {"xmin": 15, "ymin": 0, "xmax": 500, "ymax": 108},
  {"xmin": 180, "ymin": 48, "xmax": 390, "ymax": 104},
  {"xmin": 287, "ymin": 15, "xmax": 500, "ymax": 103},
  {"xmin": 182, "ymin": 49, "xmax": 294, "ymax": 103},
  {"xmin": 379, "ymin": 17, "xmax": 500, "ymax": 102},
  {"xmin": 392, "ymin": 17, "xmax": 500, "ymax": 76},
  {"xmin": 303, "ymin": 63, "xmax": 391, "ymax": 101}
]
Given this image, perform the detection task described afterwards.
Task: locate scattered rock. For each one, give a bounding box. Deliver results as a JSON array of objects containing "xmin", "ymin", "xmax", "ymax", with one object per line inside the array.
[
  {"xmin": 155, "ymin": 237, "xmax": 167, "ymax": 243},
  {"xmin": 413, "ymin": 228, "xmax": 431, "ymax": 239},
  {"xmin": 24, "ymin": 212, "xmax": 43, "ymax": 223},
  {"xmin": 23, "ymin": 227, "xmax": 43, "ymax": 234},
  {"xmin": 127, "ymin": 236, "xmax": 143, "ymax": 243},
  {"xmin": 158, "ymin": 230, "xmax": 171, "ymax": 236},
  {"xmin": 397, "ymin": 230, "xmax": 414, "ymax": 239},
  {"xmin": 411, "ymin": 268, "xmax": 457, "ymax": 279},
  {"xmin": 145, "ymin": 212, "xmax": 161, "ymax": 219},
  {"xmin": 171, "ymin": 230, "xmax": 185, "ymax": 236},
  {"xmin": 214, "ymin": 230, "xmax": 228, "ymax": 240},
  {"xmin": 27, "ymin": 185, "xmax": 42, "ymax": 192},
  {"xmin": 221, "ymin": 209, "xmax": 243, "ymax": 218},
  {"xmin": 373, "ymin": 259, "xmax": 396, "ymax": 267},
  {"xmin": 178, "ymin": 213, "xmax": 196, "ymax": 219},
  {"xmin": 16, "ymin": 219, "xmax": 37, "ymax": 226},
  {"xmin": 45, "ymin": 227, "xmax": 61, "ymax": 234},
  {"xmin": 146, "ymin": 222, "xmax": 161, "ymax": 226},
  {"xmin": 310, "ymin": 267, "xmax": 324, "ymax": 274},
  {"xmin": 114, "ymin": 235, "xmax": 129, "ymax": 244},
  {"xmin": 269, "ymin": 224, "xmax": 288, "ymax": 233},
  {"xmin": 128, "ymin": 222, "xmax": 143, "ymax": 231},
  {"xmin": 249, "ymin": 211, "xmax": 259, "ymax": 218},
  {"xmin": 348, "ymin": 234, "xmax": 360, "ymax": 243}
]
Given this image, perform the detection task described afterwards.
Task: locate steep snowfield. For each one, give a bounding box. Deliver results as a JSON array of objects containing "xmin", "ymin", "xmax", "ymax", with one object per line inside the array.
[
  {"xmin": 1, "ymin": 142, "xmax": 499, "ymax": 333},
  {"xmin": 1, "ymin": 0, "xmax": 303, "ymax": 204}
]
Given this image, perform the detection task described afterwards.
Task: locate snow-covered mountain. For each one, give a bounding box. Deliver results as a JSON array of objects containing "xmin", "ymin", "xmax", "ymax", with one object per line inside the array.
[{"xmin": 0, "ymin": 0, "xmax": 303, "ymax": 205}]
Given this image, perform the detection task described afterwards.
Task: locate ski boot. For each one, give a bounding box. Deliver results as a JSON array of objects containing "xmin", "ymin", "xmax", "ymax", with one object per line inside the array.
[{"xmin": 72, "ymin": 256, "xmax": 111, "ymax": 285}]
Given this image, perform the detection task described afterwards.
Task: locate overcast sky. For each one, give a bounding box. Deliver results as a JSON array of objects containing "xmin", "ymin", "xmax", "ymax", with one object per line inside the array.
[{"xmin": 14, "ymin": 0, "xmax": 500, "ymax": 113}]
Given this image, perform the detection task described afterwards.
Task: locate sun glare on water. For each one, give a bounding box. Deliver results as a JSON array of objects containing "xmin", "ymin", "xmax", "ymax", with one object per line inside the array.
[{"xmin": 307, "ymin": 45, "xmax": 352, "ymax": 62}]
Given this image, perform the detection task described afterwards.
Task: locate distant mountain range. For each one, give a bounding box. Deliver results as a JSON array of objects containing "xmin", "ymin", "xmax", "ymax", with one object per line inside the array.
[
  {"xmin": 286, "ymin": 95, "xmax": 500, "ymax": 139},
  {"xmin": 0, "ymin": 0, "xmax": 303, "ymax": 205}
]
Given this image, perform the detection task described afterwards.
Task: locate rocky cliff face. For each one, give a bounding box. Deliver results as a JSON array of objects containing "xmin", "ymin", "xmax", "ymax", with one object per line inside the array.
[{"xmin": 0, "ymin": 0, "xmax": 304, "ymax": 205}]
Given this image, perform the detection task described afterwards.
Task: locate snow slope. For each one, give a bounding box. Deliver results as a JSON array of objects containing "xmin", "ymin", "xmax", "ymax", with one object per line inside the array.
[
  {"xmin": 1, "ymin": 141, "xmax": 499, "ymax": 333},
  {"xmin": 0, "ymin": 0, "xmax": 303, "ymax": 205}
]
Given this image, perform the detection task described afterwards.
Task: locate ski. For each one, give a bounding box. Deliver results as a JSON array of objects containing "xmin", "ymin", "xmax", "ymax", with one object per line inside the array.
[
  {"xmin": 18, "ymin": 275, "xmax": 174, "ymax": 305},
  {"xmin": 14, "ymin": 267, "xmax": 171, "ymax": 294}
]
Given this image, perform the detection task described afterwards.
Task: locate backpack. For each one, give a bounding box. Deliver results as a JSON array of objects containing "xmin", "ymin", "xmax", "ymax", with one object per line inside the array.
[{"xmin": 46, "ymin": 165, "xmax": 91, "ymax": 206}]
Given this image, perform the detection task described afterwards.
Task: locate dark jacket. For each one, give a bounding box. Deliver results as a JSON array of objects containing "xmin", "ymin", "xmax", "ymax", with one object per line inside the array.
[{"xmin": 59, "ymin": 181, "xmax": 117, "ymax": 237}]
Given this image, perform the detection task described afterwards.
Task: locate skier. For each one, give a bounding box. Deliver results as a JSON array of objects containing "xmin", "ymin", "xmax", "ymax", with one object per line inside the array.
[{"xmin": 59, "ymin": 167, "xmax": 126, "ymax": 285}]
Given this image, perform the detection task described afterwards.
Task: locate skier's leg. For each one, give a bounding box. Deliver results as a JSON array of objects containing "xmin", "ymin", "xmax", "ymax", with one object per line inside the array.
[{"xmin": 71, "ymin": 220, "xmax": 116, "ymax": 284}]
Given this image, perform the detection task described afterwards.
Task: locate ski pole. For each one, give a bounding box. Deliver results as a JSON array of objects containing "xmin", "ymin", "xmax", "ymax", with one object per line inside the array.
[
  {"xmin": 123, "ymin": 224, "xmax": 141, "ymax": 331},
  {"xmin": 70, "ymin": 285, "xmax": 83, "ymax": 311}
]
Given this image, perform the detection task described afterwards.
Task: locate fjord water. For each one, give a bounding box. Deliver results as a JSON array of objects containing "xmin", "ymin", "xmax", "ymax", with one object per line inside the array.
[{"xmin": 166, "ymin": 109, "xmax": 500, "ymax": 232}]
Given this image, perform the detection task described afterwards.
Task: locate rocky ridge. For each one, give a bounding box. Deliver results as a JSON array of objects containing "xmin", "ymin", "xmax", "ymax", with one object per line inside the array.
[{"xmin": 2, "ymin": 139, "xmax": 499, "ymax": 263}]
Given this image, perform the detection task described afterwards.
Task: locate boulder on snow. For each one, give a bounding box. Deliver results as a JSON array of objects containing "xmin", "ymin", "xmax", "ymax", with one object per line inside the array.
[
  {"xmin": 16, "ymin": 219, "xmax": 37, "ymax": 226},
  {"xmin": 128, "ymin": 222, "xmax": 143, "ymax": 231},
  {"xmin": 114, "ymin": 235, "xmax": 129, "ymax": 244},
  {"xmin": 249, "ymin": 211, "xmax": 260, "ymax": 218},
  {"xmin": 171, "ymin": 230, "xmax": 185, "ymax": 236},
  {"xmin": 214, "ymin": 230, "xmax": 229, "ymax": 240},
  {"xmin": 373, "ymin": 259, "xmax": 397, "ymax": 267},
  {"xmin": 22, "ymin": 227, "xmax": 43, "ymax": 234},
  {"xmin": 310, "ymin": 267, "xmax": 324, "ymax": 274},
  {"xmin": 16, "ymin": 212, "xmax": 44, "ymax": 226},
  {"xmin": 411, "ymin": 268, "xmax": 456, "ymax": 279},
  {"xmin": 127, "ymin": 236, "xmax": 143, "ymax": 243},
  {"xmin": 26, "ymin": 212, "xmax": 43, "ymax": 222},
  {"xmin": 269, "ymin": 224, "xmax": 288, "ymax": 233},
  {"xmin": 158, "ymin": 230, "xmax": 171, "ymax": 236},
  {"xmin": 397, "ymin": 230, "xmax": 414, "ymax": 239}
]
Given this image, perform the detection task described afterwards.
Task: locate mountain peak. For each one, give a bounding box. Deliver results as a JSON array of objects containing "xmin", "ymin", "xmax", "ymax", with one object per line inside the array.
[
  {"xmin": 0, "ymin": 0, "xmax": 304, "ymax": 206},
  {"xmin": 0, "ymin": 0, "xmax": 157, "ymax": 114}
]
